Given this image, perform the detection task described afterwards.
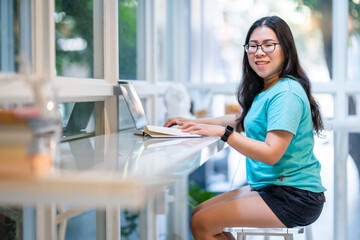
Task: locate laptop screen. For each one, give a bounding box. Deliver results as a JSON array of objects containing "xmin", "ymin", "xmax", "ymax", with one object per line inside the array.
[{"xmin": 118, "ymin": 82, "xmax": 149, "ymax": 130}]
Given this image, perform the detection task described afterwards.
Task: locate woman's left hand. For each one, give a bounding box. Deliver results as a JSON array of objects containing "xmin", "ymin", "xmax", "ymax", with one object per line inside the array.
[{"xmin": 178, "ymin": 122, "xmax": 225, "ymax": 137}]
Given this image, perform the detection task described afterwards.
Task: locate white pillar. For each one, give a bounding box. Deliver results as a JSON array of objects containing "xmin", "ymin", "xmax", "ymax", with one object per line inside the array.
[{"xmin": 332, "ymin": 0, "xmax": 349, "ymax": 239}]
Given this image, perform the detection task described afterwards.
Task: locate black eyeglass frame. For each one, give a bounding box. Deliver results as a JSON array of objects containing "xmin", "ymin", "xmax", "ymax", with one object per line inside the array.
[{"xmin": 243, "ymin": 43, "xmax": 280, "ymax": 53}]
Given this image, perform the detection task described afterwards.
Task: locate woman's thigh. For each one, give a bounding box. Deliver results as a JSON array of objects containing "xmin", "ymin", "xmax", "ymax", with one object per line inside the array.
[
  {"xmin": 191, "ymin": 185, "xmax": 253, "ymax": 217},
  {"xmin": 190, "ymin": 189, "xmax": 285, "ymax": 237}
]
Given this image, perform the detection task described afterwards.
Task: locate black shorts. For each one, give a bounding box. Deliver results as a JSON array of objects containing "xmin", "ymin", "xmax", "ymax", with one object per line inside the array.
[{"xmin": 255, "ymin": 185, "xmax": 326, "ymax": 228}]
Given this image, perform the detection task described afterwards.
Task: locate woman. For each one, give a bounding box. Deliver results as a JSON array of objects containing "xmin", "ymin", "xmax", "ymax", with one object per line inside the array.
[{"xmin": 164, "ymin": 16, "xmax": 326, "ymax": 240}]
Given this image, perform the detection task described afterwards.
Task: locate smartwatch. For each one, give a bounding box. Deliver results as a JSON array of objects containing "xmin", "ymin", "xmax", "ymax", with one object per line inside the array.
[{"xmin": 221, "ymin": 125, "xmax": 234, "ymax": 142}]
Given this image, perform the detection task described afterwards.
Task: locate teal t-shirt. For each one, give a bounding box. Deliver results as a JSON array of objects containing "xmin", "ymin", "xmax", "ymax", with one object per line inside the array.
[{"xmin": 243, "ymin": 77, "xmax": 326, "ymax": 192}]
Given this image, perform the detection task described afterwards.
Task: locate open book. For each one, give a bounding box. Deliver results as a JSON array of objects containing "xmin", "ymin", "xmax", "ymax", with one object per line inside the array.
[{"xmin": 141, "ymin": 125, "xmax": 201, "ymax": 138}]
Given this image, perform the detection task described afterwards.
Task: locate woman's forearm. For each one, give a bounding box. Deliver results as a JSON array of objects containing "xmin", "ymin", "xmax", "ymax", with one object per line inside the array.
[{"xmin": 195, "ymin": 114, "xmax": 238, "ymax": 127}]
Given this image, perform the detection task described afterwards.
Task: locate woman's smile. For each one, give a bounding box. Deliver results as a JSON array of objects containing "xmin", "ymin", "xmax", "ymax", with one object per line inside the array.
[{"xmin": 255, "ymin": 60, "xmax": 270, "ymax": 66}]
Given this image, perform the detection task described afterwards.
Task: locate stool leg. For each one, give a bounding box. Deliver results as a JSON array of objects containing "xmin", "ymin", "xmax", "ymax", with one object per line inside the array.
[
  {"xmin": 237, "ymin": 233, "xmax": 246, "ymax": 240},
  {"xmin": 284, "ymin": 234, "xmax": 294, "ymax": 240},
  {"xmin": 264, "ymin": 236, "xmax": 270, "ymax": 240},
  {"xmin": 305, "ymin": 225, "xmax": 313, "ymax": 240}
]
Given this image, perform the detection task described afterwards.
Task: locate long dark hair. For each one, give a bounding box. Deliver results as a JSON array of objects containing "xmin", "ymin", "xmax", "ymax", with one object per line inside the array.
[{"xmin": 236, "ymin": 16, "xmax": 323, "ymax": 135}]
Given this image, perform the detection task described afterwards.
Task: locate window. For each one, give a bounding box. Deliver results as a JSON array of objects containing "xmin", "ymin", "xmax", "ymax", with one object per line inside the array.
[
  {"xmin": 0, "ymin": 0, "xmax": 32, "ymax": 73},
  {"xmin": 118, "ymin": 0, "xmax": 145, "ymax": 80},
  {"xmin": 348, "ymin": 94, "xmax": 359, "ymax": 116},
  {"xmin": 187, "ymin": 2, "xmax": 359, "ymax": 240},
  {"xmin": 315, "ymin": 93, "xmax": 335, "ymax": 119},
  {"xmin": 155, "ymin": 0, "xmax": 167, "ymax": 82},
  {"xmin": 348, "ymin": 0, "xmax": 360, "ymax": 83},
  {"xmin": 346, "ymin": 2, "xmax": 360, "ymax": 238},
  {"xmin": 193, "ymin": 0, "xmax": 330, "ymax": 84},
  {"xmin": 55, "ymin": 0, "xmax": 103, "ymax": 78},
  {"xmin": 60, "ymin": 102, "xmax": 95, "ymax": 141}
]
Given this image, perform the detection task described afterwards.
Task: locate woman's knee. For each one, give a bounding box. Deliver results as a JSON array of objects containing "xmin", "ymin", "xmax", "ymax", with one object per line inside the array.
[
  {"xmin": 191, "ymin": 202, "xmax": 205, "ymax": 217},
  {"xmin": 190, "ymin": 211, "xmax": 208, "ymax": 233}
]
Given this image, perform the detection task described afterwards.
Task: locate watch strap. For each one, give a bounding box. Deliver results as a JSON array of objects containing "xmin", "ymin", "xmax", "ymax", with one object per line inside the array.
[{"xmin": 221, "ymin": 125, "xmax": 234, "ymax": 142}]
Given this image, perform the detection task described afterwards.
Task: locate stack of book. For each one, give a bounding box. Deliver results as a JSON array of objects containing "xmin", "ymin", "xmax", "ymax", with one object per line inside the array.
[{"xmin": 0, "ymin": 107, "xmax": 58, "ymax": 177}]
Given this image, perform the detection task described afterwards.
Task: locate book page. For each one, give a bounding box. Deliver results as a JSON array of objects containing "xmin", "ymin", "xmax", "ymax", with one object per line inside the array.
[{"xmin": 144, "ymin": 125, "xmax": 201, "ymax": 137}]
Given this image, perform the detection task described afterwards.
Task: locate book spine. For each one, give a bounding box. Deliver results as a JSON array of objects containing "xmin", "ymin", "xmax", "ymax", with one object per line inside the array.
[
  {"xmin": 0, "ymin": 146, "xmax": 28, "ymax": 159},
  {"xmin": 0, "ymin": 107, "xmax": 55, "ymax": 177},
  {"xmin": 0, "ymin": 153, "xmax": 52, "ymax": 177}
]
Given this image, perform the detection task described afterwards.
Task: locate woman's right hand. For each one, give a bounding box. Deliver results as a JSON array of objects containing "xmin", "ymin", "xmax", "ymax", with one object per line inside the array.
[{"xmin": 163, "ymin": 117, "xmax": 193, "ymax": 127}]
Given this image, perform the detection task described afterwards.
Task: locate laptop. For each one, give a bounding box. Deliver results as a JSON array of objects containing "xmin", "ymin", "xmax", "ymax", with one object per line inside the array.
[
  {"xmin": 118, "ymin": 81, "xmax": 149, "ymax": 135},
  {"xmin": 118, "ymin": 81, "xmax": 201, "ymax": 138}
]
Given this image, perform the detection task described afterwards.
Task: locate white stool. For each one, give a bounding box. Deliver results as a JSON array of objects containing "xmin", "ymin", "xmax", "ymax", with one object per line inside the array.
[{"xmin": 223, "ymin": 225, "xmax": 313, "ymax": 240}]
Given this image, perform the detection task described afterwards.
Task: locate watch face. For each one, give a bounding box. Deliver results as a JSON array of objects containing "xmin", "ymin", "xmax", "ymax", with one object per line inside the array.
[
  {"xmin": 225, "ymin": 129, "xmax": 232, "ymax": 136},
  {"xmin": 221, "ymin": 125, "xmax": 234, "ymax": 142},
  {"xmin": 226, "ymin": 125, "xmax": 234, "ymax": 132}
]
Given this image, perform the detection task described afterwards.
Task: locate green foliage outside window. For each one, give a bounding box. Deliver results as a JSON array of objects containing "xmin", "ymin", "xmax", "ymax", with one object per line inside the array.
[
  {"xmin": 55, "ymin": 0, "xmax": 94, "ymax": 78},
  {"xmin": 119, "ymin": 0, "xmax": 138, "ymax": 80},
  {"xmin": 55, "ymin": 0, "xmax": 139, "ymax": 79},
  {"xmin": 188, "ymin": 181, "xmax": 217, "ymax": 210}
]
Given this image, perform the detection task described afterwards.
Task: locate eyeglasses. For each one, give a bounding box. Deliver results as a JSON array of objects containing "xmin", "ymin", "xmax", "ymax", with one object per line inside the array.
[{"xmin": 244, "ymin": 43, "xmax": 280, "ymax": 53}]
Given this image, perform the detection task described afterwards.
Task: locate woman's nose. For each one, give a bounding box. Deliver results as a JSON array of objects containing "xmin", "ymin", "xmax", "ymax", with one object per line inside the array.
[{"xmin": 255, "ymin": 46, "xmax": 266, "ymax": 56}]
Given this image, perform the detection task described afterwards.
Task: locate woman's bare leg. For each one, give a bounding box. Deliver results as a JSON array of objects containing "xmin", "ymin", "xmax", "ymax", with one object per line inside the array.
[
  {"xmin": 221, "ymin": 231, "xmax": 236, "ymax": 240},
  {"xmin": 213, "ymin": 232, "xmax": 235, "ymax": 240},
  {"xmin": 191, "ymin": 186, "xmax": 252, "ymax": 217},
  {"xmin": 191, "ymin": 186, "xmax": 249, "ymax": 240},
  {"xmin": 190, "ymin": 186, "xmax": 285, "ymax": 240},
  {"xmin": 213, "ymin": 233, "xmax": 229, "ymax": 240}
]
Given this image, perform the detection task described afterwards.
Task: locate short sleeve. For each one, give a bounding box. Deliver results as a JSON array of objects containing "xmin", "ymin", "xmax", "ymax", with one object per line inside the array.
[{"xmin": 267, "ymin": 91, "xmax": 303, "ymax": 135}]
